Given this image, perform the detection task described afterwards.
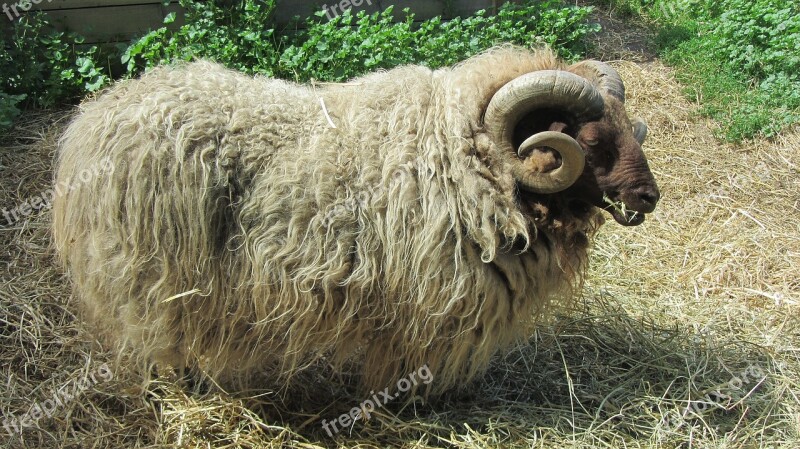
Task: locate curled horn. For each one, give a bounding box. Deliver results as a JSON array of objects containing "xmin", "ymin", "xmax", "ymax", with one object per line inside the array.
[
  {"xmin": 573, "ymin": 61, "xmax": 649, "ymax": 146},
  {"xmin": 484, "ymin": 70, "xmax": 604, "ymax": 194},
  {"xmin": 570, "ymin": 60, "xmax": 626, "ymax": 102}
]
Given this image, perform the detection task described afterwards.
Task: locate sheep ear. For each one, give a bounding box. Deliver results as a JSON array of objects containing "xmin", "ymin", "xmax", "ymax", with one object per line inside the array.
[
  {"xmin": 632, "ymin": 117, "xmax": 648, "ymax": 144},
  {"xmin": 548, "ymin": 122, "xmax": 568, "ymax": 133}
]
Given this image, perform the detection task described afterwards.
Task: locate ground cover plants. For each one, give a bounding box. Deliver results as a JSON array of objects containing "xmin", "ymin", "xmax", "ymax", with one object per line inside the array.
[
  {"xmin": 1, "ymin": 0, "xmax": 598, "ymax": 132},
  {"xmin": 276, "ymin": 0, "xmax": 597, "ymax": 82},
  {"xmin": 0, "ymin": 14, "xmax": 110, "ymax": 133},
  {"xmin": 120, "ymin": 0, "xmax": 598, "ymax": 79},
  {"xmin": 597, "ymin": 0, "xmax": 800, "ymax": 141}
]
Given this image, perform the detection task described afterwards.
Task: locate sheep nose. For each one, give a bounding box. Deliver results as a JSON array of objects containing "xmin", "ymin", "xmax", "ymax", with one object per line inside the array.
[{"xmin": 633, "ymin": 185, "xmax": 660, "ymax": 212}]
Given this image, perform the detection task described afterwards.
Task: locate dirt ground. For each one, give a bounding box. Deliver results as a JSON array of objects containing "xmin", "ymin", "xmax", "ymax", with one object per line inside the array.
[{"xmin": 1, "ymin": 8, "xmax": 798, "ymax": 449}]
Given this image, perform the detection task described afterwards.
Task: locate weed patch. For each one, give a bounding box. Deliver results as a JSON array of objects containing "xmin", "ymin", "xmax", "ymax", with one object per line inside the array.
[
  {"xmin": 600, "ymin": 0, "xmax": 800, "ymax": 141},
  {"xmin": 2, "ymin": 0, "xmax": 599, "ymax": 132}
]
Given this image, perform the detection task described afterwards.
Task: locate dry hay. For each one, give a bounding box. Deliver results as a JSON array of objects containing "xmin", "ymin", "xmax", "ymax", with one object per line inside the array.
[
  {"xmin": 1, "ymin": 61, "xmax": 799, "ymax": 448},
  {"xmin": 581, "ymin": 0, "xmax": 657, "ymax": 63}
]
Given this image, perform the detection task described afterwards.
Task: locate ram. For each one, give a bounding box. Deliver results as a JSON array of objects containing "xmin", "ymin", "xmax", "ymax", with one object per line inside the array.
[{"xmin": 53, "ymin": 46, "xmax": 659, "ymax": 394}]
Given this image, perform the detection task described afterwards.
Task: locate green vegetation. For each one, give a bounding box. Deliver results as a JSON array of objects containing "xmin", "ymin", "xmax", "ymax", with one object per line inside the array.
[
  {"xmin": 1, "ymin": 14, "xmax": 111, "ymax": 132},
  {"xmin": 122, "ymin": 0, "xmax": 281, "ymax": 76},
  {"xmin": 7, "ymin": 0, "xmax": 797, "ymax": 140},
  {"xmin": 124, "ymin": 0, "xmax": 596, "ymax": 81},
  {"xmin": 1, "ymin": 0, "xmax": 597, "ymax": 132},
  {"xmin": 279, "ymin": 0, "xmax": 596, "ymax": 82},
  {"xmin": 601, "ymin": 0, "xmax": 800, "ymax": 141}
]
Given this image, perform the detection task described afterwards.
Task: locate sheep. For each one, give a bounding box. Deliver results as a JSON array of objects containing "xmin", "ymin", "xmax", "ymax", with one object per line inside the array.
[{"xmin": 52, "ymin": 45, "xmax": 660, "ymax": 395}]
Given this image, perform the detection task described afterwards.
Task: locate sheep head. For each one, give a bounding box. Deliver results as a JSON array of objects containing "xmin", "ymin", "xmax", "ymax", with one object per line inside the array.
[{"xmin": 483, "ymin": 61, "xmax": 660, "ymax": 226}]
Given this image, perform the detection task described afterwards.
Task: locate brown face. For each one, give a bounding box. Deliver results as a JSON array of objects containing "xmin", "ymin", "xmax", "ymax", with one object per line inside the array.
[{"xmin": 562, "ymin": 98, "xmax": 660, "ymax": 226}]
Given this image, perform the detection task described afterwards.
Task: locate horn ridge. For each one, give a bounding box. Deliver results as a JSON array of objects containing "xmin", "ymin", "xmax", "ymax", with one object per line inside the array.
[
  {"xmin": 569, "ymin": 60, "xmax": 626, "ymax": 102},
  {"xmin": 484, "ymin": 70, "xmax": 603, "ymax": 193}
]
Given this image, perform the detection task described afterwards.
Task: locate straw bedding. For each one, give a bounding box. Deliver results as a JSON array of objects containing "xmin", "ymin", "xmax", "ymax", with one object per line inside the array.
[{"xmin": 1, "ymin": 59, "xmax": 797, "ymax": 449}]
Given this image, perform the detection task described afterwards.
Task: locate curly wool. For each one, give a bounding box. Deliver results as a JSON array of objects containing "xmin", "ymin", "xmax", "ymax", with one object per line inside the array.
[{"xmin": 53, "ymin": 46, "xmax": 601, "ymax": 394}]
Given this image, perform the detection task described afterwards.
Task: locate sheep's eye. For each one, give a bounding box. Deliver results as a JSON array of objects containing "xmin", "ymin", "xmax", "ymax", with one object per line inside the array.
[{"xmin": 585, "ymin": 139, "xmax": 599, "ymax": 146}]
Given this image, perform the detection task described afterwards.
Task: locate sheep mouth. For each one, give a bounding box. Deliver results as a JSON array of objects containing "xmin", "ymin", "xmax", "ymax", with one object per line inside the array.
[
  {"xmin": 606, "ymin": 207, "xmax": 646, "ymax": 226},
  {"xmin": 601, "ymin": 193, "xmax": 647, "ymax": 226},
  {"xmin": 568, "ymin": 198, "xmax": 646, "ymax": 226},
  {"xmin": 517, "ymin": 189, "xmax": 648, "ymax": 226}
]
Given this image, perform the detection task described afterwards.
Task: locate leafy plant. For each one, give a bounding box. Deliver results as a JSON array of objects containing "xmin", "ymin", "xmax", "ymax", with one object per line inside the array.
[
  {"xmin": 602, "ymin": 0, "xmax": 800, "ymax": 140},
  {"xmin": 122, "ymin": 0, "xmax": 281, "ymax": 76},
  {"xmin": 0, "ymin": 93, "xmax": 26, "ymax": 131},
  {"xmin": 3, "ymin": 0, "xmax": 600, "ymax": 132},
  {"xmin": 1, "ymin": 12, "xmax": 112, "ymax": 132},
  {"xmin": 278, "ymin": 0, "xmax": 598, "ymax": 82},
  {"xmin": 278, "ymin": 6, "xmax": 418, "ymax": 82},
  {"xmin": 415, "ymin": 1, "xmax": 597, "ymax": 69}
]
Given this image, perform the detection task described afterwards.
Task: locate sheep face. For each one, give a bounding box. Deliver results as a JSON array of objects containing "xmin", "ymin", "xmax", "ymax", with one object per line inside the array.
[
  {"xmin": 484, "ymin": 61, "xmax": 660, "ymax": 226},
  {"xmin": 566, "ymin": 97, "xmax": 660, "ymax": 226}
]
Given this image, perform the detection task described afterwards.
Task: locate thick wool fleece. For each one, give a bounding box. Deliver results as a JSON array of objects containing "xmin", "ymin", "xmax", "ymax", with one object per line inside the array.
[{"xmin": 53, "ymin": 46, "xmax": 601, "ymax": 395}]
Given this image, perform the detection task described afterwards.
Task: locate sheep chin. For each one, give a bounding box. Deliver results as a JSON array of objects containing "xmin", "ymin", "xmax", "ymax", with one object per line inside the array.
[{"xmin": 608, "ymin": 207, "xmax": 646, "ymax": 226}]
